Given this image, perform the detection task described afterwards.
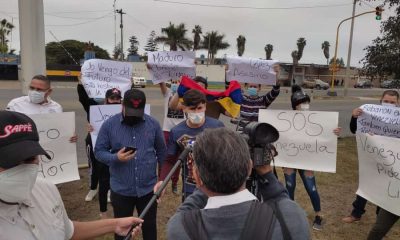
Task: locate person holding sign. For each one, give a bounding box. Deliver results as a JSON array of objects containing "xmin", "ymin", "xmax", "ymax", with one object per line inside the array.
[
  {"xmin": 77, "ymin": 75, "xmax": 122, "ymax": 218},
  {"xmin": 0, "ymin": 111, "xmax": 142, "ymax": 240},
  {"xmin": 343, "ymin": 90, "xmax": 399, "ymax": 225},
  {"xmin": 283, "ymin": 85, "xmax": 341, "ymax": 231},
  {"xmin": 6, "ymin": 75, "xmax": 78, "ymax": 142},
  {"xmin": 159, "ymin": 80, "xmax": 185, "ymax": 194},
  {"xmin": 95, "ymin": 89, "xmax": 166, "ymax": 240},
  {"xmin": 240, "ymin": 65, "xmax": 281, "ymax": 122}
]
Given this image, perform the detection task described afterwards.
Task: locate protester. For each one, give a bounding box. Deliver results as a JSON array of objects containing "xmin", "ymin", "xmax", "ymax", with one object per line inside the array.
[
  {"xmin": 168, "ymin": 76, "xmax": 232, "ymax": 119},
  {"xmin": 159, "ymin": 80, "xmax": 185, "ymax": 194},
  {"xmin": 367, "ymin": 209, "xmax": 400, "ymax": 240},
  {"xmin": 343, "ymin": 90, "xmax": 399, "ymax": 224},
  {"xmin": 240, "ymin": 65, "xmax": 280, "ymax": 122},
  {"xmin": 77, "ymin": 76, "xmax": 122, "ymax": 217},
  {"xmin": 95, "ymin": 89, "xmax": 166, "ymax": 240},
  {"xmin": 283, "ymin": 85, "xmax": 341, "ymax": 231},
  {"xmin": 155, "ymin": 89, "xmax": 224, "ymax": 201},
  {"xmin": 0, "ymin": 110, "xmax": 142, "ymax": 240},
  {"xmin": 167, "ymin": 128, "xmax": 310, "ymax": 239},
  {"xmin": 6, "ymin": 74, "xmax": 77, "ymax": 143}
]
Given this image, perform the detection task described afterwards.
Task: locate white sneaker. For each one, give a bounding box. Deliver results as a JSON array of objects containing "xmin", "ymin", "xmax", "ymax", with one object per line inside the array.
[
  {"xmin": 85, "ymin": 189, "xmax": 98, "ymax": 202},
  {"xmin": 107, "ymin": 190, "xmax": 111, "ymax": 203}
]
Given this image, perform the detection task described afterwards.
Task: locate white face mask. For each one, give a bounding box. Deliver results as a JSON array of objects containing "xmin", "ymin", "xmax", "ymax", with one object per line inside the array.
[
  {"xmin": 381, "ymin": 102, "xmax": 396, "ymax": 107},
  {"xmin": 187, "ymin": 111, "xmax": 205, "ymax": 124},
  {"xmin": 299, "ymin": 103, "xmax": 310, "ymax": 111},
  {"xmin": 28, "ymin": 90, "xmax": 46, "ymax": 104},
  {"xmin": 0, "ymin": 164, "xmax": 38, "ymax": 204}
]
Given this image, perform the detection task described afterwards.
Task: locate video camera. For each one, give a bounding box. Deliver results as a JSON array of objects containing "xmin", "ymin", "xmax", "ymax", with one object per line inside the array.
[{"xmin": 231, "ymin": 119, "xmax": 279, "ymax": 167}]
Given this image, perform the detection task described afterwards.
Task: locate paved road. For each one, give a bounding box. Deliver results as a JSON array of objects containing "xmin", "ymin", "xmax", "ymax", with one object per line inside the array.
[{"xmin": 0, "ymin": 81, "xmax": 385, "ymax": 165}]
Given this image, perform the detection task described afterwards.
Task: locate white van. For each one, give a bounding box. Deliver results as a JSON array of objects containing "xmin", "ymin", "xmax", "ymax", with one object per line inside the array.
[{"xmin": 131, "ymin": 77, "xmax": 146, "ymax": 88}]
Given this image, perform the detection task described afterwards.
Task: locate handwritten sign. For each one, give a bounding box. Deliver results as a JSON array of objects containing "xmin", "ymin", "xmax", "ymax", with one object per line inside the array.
[
  {"xmin": 356, "ymin": 133, "xmax": 400, "ymax": 216},
  {"xmin": 259, "ymin": 109, "xmax": 338, "ymax": 172},
  {"xmin": 357, "ymin": 104, "xmax": 400, "ymax": 138},
  {"xmin": 29, "ymin": 112, "xmax": 79, "ymax": 184},
  {"xmin": 90, "ymin": 104, "xmax": 151, "ymax": 149},
  {"xmin": 147, "ymin": 51, "xmax": 196, "ymax": 84},
  {"xmin": 226, "ymin": 56, "xmax": 279, "ymax": 85},
  {"xmin": 81, "ymin": 59, "xmax": 132, "ymax": 98}
]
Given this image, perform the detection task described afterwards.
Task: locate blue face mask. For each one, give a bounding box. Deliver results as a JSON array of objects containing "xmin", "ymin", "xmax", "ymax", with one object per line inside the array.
[
  {"xmin": 171, "ymin": 84, "xmax": 178, "ymax": 93},
  {"xmin": 247, "ymin": 87, "xmax": 258, "ymax": 96}
]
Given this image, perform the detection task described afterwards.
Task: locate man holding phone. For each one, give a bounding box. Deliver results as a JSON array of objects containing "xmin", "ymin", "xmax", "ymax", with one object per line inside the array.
[{"xmin": 95, "ymin": 89, "xmax": 166, "ymax": 240}]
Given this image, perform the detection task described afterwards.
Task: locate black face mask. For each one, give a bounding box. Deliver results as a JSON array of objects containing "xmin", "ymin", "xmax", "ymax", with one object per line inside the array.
[
  {"xmin": 122, "ymin": 116, "xmax": 143, "ymax": 126},
  {"xmin": 106, "ymin": 101, "xmax": 121, "ymax": 105}
]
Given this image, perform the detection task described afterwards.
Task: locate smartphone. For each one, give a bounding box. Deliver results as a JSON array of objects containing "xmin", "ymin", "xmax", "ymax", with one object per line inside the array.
[{"xmin": 124, "ymin": 146, "xmax": 137, "ymax": 153}]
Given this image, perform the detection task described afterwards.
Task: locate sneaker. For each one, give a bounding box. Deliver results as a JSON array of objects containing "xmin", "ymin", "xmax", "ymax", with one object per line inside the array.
[
  {"xmin": 313, "ymin": 215, "xmax": 323, "ymax": 231},
  {"xmin": 172, "ymin": 183, "xmax": 178, "ymax": 194},
  {"xmin": 342, "ymin": 215, "xmax": 360, "ymax": 223},
  {"xmin": 85, "ymin": 189, "xmax": 98, "ymax": 202},
  {"xmin": 107, "ymin": 190, "xmax": 111, "ymax": 203}
]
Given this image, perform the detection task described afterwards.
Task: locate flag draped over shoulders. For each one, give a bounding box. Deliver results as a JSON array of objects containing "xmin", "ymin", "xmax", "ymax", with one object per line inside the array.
[{"xmin": 177, "ymin": 76, "xmax": 242, "ymax": 117}]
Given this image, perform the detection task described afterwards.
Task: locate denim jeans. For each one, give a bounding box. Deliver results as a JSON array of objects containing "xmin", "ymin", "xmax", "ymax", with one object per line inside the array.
[
  {"xmin": 284, "ymin": 169, "xmax": 321, "ymax": 212},
  {"xmin": 351, "ymin": 194, "xmax": 380, "ymax": 218}
]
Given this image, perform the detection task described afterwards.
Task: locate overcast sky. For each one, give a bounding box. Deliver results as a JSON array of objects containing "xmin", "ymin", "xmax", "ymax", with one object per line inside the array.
[{"xmin": 0, "ymin": 0, "xmax": 391, "ymax": 66}]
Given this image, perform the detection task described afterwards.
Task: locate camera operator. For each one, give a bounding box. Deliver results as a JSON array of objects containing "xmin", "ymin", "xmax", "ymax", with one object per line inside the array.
[{"xmin": 167, "ymin": 128, "xmax": 309, "ymax": 240}]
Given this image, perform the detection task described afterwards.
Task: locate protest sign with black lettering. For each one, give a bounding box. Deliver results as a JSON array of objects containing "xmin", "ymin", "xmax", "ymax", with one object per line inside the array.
[
  {"xmin": 81, "ymin": 59, "xmax": 132, "ymax": 98},
  {"xmin": 356, "ymin": 133, "xmax": 400, "ymax": 216},
  {"xmin": 226, "ymin": 56, "xmax": 279, "ymax": 85},
  {"xmin": 357, "ymin": 104, "xmax": 400, "ymax": 138},
  {"xmin": 147, "ymin": 51, "xmax": 196, "ymax": 84},
  {"xmin": 259, "ymin": 109, "xmax": 338, "ymax": 172},
  {"xmin": 30, "ymin": 112, "xmax": 79, "ymax": 184},
  {"xmin": 90, "ymin": 104, "xmax": 151, "ymax": 149}
]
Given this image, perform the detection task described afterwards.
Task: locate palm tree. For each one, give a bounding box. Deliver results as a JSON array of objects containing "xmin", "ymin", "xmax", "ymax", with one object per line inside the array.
[
  {"xmin": 236, "ymin": 35, "xmax": 246, "ymax": 56},
  {"xmin": 201, "ymin": 31, "xmax": 230, "ymax": 64},
  {"xmin": 321, "ymin": 41, "xmax": 330, "ymax": 65},
  {"xmin": 290, "ymin": 37, "xmax": 307, "ymax": 85},
  {"xmin": 264, "ymin": 44, "xmax": 273, "ymax": 60},
  {"xmin": 192, "ymin": 25, "xmax": 202, "ymax": 51},
  {"xmin": 0, "ymin": 19, "xmax": 14, "ymax": 54},
  {"xmin": 155, "ymin": 22, "xmax": 193, "ymax": 51}
]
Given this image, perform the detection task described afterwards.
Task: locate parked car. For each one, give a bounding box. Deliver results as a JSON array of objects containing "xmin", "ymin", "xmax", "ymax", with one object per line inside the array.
[
  {"xmin": 354, "ymin": 80, "xmax": 373, "ymax": 88},
  {"xmin": 381, "ymin": 79, "xmax": 400, "ymax": 89},
  {"xmin": 302, "ymin": 79, "xmax": 330, "ymax": 90},
  {"xmin": 131, "ymin": 77, "xmax": 146, "ymax": 88}
]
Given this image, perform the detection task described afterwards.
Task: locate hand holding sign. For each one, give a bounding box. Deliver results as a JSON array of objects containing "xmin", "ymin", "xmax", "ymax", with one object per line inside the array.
[{"xmin": 357, "ymin": 104, "xmax": 400, "ymax": 138}]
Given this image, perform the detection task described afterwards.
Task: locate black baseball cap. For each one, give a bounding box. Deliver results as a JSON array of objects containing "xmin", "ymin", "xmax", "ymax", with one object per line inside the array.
[
  {"xmin": 105, "ymin": 88, "xmax": 122, "ymax": 99},
  {"xmin": 0, "ymin": 111, "xmax": 50, "ymax": 169},
  {"xmin": 123, "ymin": 89, "xmax": 146, "ymax": 117}
]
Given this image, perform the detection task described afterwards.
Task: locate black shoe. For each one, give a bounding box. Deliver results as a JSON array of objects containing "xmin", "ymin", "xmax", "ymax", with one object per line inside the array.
[{"xmin": 313, "ymin": 215, "xmax": 323, "ymax": 231}]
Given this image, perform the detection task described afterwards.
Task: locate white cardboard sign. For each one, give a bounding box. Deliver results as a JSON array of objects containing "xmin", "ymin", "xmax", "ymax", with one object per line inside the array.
[
  {"xmin": 81, "ymin": 59, "xmax": 132, "ymax": 98},
  {"xmin": 90, "ymin": 104, "xmax": 151, "ymax": 149},
  {"xmin": 357, "ymin": 104, "xmax": 400, "ymax": 138},
  {"xmin": 30, "ymin": 112, "xmax": 80, "ymax": 184},
  {"xmin": 226, "ymin": 56, "xmax": 278, "ymax": 85},
  {"xmin": 259, "ymin": 109, "xmax": 338, "ymax": 172},
  {"xmin": 356, "ymin": 133, "xmax": 400, "ymax": 216},
  {"xmin": 147, "ymin": 51, "xmax": 196, "ymax": 84}
]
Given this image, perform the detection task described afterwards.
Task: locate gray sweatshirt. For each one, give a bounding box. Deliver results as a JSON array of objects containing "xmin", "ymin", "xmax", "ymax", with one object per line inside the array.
[{"xmin": 167, "ymin": 172, "xmax": 310, "ymax": 240}]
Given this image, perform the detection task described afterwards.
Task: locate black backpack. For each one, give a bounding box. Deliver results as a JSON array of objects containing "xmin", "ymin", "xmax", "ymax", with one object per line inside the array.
[{"xmin": 182, "ymin": 200, "xmax": 292, "ymax": 240}]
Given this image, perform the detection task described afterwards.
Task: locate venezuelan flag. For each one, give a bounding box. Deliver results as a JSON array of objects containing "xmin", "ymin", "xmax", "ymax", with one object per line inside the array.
[{"xmin": 177, "ymin": 76, "xmax": 242, "ymax": 117}]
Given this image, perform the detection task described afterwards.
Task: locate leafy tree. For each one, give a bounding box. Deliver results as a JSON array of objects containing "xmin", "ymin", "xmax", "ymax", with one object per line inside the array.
[
  {"xmin": 113, "ymin": 42, "xmax": 122, "ymax": 60},
  {"xmin": 362, "ymin": 0, "xmax": 400, "ymax": 78},
  {"xmin": 144, "ymin": 30, "xmax": 158, "ymax": 52},
  {"xmin": 0, "ymin": 19, "xmax": 14, "ymax": 54},
  {"xmin": 45, "ymin": 39, "xmax": 110, "ymax": 65},
  {"xmin": 236, "ymin": 35, "xmax": 246, "ymax": 56},
  {"xmin": 201, "ymin": 31, "xmax": 230, "ymax": 64},
  {"xmin": 264, "ymin": 44, "xmax": 273, "ymax": 60},
  {"xmin": 155, "ymin": 22, "xmax": 193, "ymax": 51},
  {"xmin": 128, "ymin": 35, "xmax": 139, "ymax": 55},
  {"xmin": 330, "ymin": 57, "xmax": 345, "ymax": 67},
  {"xmin": 192, "ymin": 25, "xmax": 202, "ymax": 50},
  {"xmin": 321, "ymin": 41, "xmax": 330, "ymax": 65}
]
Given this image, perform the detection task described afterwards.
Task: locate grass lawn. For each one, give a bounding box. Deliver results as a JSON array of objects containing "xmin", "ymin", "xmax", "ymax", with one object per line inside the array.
[{"xmin": 59, "ymin": 137, "xmax": 400, "ymax": 239}]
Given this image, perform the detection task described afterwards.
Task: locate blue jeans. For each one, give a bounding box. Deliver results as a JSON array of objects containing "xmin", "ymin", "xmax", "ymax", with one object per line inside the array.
[
  {"xmin": 284, "ymin": 169, "xmax": 321, "ymax": 212},
  {"xmin": 351, "ymin": 194, "xmax": 380, "ymax": 218}
]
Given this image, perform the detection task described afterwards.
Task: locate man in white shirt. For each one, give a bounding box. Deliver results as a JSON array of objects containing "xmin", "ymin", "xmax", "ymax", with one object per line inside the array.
[
  {"xmin": 0, "ymin": 110, "xmax": 142, "ymax": 240},
  {"xmin": 6, "ymin": 75, "xmax": 77, "ymax": 142}
]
